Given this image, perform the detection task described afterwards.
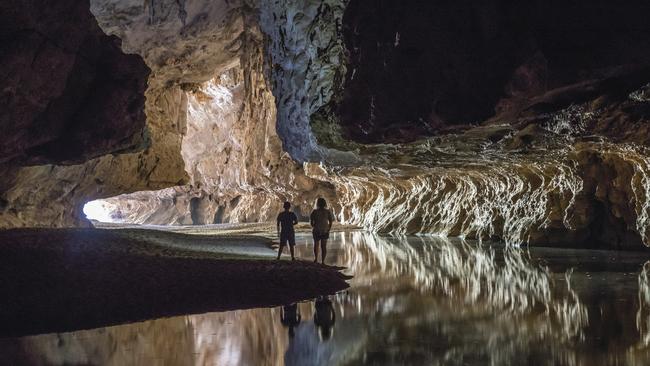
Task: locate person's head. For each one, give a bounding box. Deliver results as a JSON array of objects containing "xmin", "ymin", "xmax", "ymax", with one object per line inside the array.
[
  {"xmin": 316, "ymin": 197, "xmax": 327, "ymax": 209},
  {"xmin": 283, "ymin": 201, "xmax": 291, "ymax": 210}
]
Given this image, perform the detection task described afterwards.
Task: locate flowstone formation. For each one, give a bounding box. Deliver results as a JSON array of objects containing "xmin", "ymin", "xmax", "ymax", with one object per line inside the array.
[{"xmin": 2, "ymin": 0, "xmax": 650, "ymax": 249}]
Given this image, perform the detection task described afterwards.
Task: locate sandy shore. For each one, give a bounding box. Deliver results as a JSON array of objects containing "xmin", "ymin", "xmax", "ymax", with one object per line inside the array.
[
  {"xmin": 0, "ymin": 226, "xmax": 351, "ymax": 337},
  {"xmin": 94, "ymin": 221, "xmax": 360, "ymax": 236}
]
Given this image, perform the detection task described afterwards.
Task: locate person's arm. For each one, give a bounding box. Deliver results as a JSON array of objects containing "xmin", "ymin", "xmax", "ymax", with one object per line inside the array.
[
  {"xmin": 292, "ymin": 213, "xmax": 298, "ymax": 226},
  {"xmin": 276, "ymin": 214, "xmax": 281, "ymax": 237},
  {"xmin": 328, "ymin": 210, "xmax": 334, "ymax": 231},
  {"xmin": 310, "ymin": 211, "xmax": 315, "ymax": 228}
]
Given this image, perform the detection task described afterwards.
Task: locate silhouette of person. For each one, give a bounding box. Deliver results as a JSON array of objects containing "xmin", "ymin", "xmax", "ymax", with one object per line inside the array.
[
  {"xmin": 313, "ymin": 296, "xmax": 336, "ymax": 341},
  {"xmin": 310, "ymin": 198, "xmax": 335, "ymax": 264},
  {"xmin": 277, "ymin": 201, "xmax": 298, "ymax": 260},
  {"xmin": 280, "ymin": 303, "xmax": 301, "ymax": 338}
]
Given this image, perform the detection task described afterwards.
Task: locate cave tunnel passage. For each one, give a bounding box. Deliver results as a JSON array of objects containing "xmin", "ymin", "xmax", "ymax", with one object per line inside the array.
[
  {"xmin": 82, "ymin": 191, "xmax": 242, "ymax": 226},
  {"xmin": 83, "ymin": 191, "xmax": 186, "ymax": 226},
  {"xmin": 337, "ymin": 0, "xmax": 650, "ymax": 143}
]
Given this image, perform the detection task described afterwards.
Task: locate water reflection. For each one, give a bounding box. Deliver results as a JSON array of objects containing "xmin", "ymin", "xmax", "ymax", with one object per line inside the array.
[
  {"xmin": 2, "ymin": 233, "xmax": 650, "ymax": 365},
  {"xmin": 313, "ymin": 297, "xmax": 336, "ymax": 341},
  {"xmin": 280, "ymin": 303, "xmax": 301, "ymax": 338}
]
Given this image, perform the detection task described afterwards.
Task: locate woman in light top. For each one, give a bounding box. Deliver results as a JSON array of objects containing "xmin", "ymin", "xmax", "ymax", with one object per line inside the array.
[{"xmin": 310, "ymin": 198, "xmax": 335, "ymax": 264}]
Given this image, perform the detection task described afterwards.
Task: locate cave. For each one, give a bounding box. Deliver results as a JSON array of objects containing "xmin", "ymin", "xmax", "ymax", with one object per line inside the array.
[{"xmin": 2, "ymin": 0, "xmax": 650, "ymax": 364}]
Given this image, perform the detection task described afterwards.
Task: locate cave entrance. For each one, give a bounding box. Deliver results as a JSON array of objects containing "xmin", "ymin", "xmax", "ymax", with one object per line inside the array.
[
  {"xmin": 83, "ymin": 199, "xmax": 121, "ymax": 223},
  {"xmin": 82, "ymin": 190, "xmax": 235, "ymax": 226}
]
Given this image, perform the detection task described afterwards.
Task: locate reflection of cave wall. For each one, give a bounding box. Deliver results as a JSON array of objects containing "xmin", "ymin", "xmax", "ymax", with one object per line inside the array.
[
  {"xmin": 8, "ymin": 310, "xmax": 288, "ymax": 366},
  {"xmin": 336, "ymin": 0, "xmax": 650, "ymax": 143}
]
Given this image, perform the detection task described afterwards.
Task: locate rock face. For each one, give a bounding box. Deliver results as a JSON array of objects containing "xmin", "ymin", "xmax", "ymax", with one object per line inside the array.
[
  {"xmin": 82, "ymin": 0, "xmax": 341, "ymax": 226},
  {"xmin": 0, "ymin": 0, "xmax": 248, "ymax": 227},
  {"xmin": 2, "ymin": 1, "xmax": 650, "ymax": 250},
  {"xmin": 0, "ymin": 0, "xmax": 150, "ymax": 165},
  {"xmin": 259, "ymin": 0, "xmax": 350, "ymax": 163},
  {"xmin": 333, "ymin": 0, "xmax": 650, "ymax": 143},
  {"xmin": 98, "ymin": 44, "xmax": 337, "ymax": 225}
]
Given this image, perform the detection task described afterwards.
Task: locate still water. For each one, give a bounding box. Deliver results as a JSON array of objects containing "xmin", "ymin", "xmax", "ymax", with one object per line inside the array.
[{"xmin": 2, "ymin": 232, "xmax": 650, "ymax": 366}]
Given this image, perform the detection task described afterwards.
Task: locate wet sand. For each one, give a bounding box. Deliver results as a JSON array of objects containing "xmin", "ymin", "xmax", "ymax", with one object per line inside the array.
[{"xmin": 0, "ymin": 227, "xmax": 351, "ymax": 337}]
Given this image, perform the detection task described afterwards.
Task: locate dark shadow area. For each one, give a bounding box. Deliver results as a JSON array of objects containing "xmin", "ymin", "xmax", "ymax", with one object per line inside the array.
[
  {"xmin": 0, "ymin": 228, "xmax": 350, "ymax": 337},
  {"xmin": 0, "ymin": 0, "xmax": 150, "ymax": 165},
  {"xmin": 337, "ymin": 0, "xmax": 650, "ymax": 143}
]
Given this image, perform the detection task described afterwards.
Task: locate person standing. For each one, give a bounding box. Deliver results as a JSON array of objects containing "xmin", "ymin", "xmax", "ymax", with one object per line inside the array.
[
  {"xmin": 277, "ymin": 201, "xmax": 298, "ymax": 260},
  {"xmin": 310, "ymin": 198, "xmax": 335, "ymax": 264}
]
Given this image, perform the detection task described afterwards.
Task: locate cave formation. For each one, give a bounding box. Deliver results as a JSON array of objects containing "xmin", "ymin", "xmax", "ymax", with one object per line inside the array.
[{"xmin": 1, "ymin": 0, "xmax": 650, "ymax": 250}]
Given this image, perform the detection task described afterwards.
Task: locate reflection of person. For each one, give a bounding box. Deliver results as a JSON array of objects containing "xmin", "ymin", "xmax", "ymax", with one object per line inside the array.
[
  {"xmin": 310, "ymin": 198, "xmax": 335, "ymax": 264},
  {"xmin": 277, "ymin": 201, "xmax": 298, "ymax": 260},
  {"xmin": 313, "ymin": 296, "xmax": 336, "ymax": 341},
  {"xmin": 280, "ymin": 303, "xmax": 301, "ymax": 338}
]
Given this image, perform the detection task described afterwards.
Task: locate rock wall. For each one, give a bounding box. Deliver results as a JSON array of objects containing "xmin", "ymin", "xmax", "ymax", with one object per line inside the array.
[
  {"xmin": 259, "ymin": 0, "xmax": 353, "ymax": 164},
  {"xmin": 97, "ymin": 22, "xmax": 338, "ymax": 225},
  {"xmin": 0, "ymin": 0, "xmax": 250, "ymax": 227},
  {"xmin": 0, "ymin": 0, "xmax": 151, "ymax": 166},
  {"xmin": 306, "ymin": 79, "xmax": 650, "ymax": 248},
  {"xmin": 1, "ymin": 0, "xmax": 352, "ymax": 228},
  {"xmin": 0, "ymin": 0, "xmax": 186, "ymax": 228},
  {"xmin": 334, "ymin": 0, "xmax": 650, "ymax": 144}
]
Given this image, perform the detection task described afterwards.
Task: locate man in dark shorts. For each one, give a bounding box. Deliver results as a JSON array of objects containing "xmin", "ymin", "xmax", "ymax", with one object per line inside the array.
[{"xmin": 277, "ymin": 201, "xmax": 298, "ymax": 260}]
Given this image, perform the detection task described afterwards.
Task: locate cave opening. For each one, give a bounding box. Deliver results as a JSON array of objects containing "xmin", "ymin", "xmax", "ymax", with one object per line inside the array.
[{"xmin": 82, "ymin": 199, "xmax": 120, "ymax": 223}]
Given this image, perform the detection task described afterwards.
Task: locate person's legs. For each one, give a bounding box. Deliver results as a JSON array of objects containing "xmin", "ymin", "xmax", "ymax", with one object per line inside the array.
[
  {"xmin": 289, "ymin": 234, "xmax": 296, "ymax": 260},
  {"xmin": 313, "ymin": 240, "xmax": 320, "ymax": 263},
  {"xmin": 321, "ymin": 239, "xmax": 328, "ymax": 264},
  {"xmin": 277, "ymin": 244, "xmax": 284, "ymax": 260},
  {"xmin": 278, "ymin": 234, "xmax": 288, "ymax": 260},
  {"xmin": 312, "ymin": 230, "xmax": 320, "ymax": 262}
]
